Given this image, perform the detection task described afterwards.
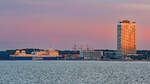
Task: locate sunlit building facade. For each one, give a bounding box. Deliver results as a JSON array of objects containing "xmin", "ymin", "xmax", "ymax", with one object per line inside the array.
[
  {"xmin": 11, "ymin": 48, "xmax": 59, "ymax": 57},
  {"xmin": 117, "ymin": 20, "xmax": 136, "ymax": 57}
]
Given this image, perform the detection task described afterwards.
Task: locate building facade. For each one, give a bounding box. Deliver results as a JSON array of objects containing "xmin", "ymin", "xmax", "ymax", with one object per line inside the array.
[
  {"xmin": 117, "ymin": 20, "xmax": 136, "ymax": 57},
  {"xmin": 80, "ymin": 50, "xmax": 103, "ymax": 60},
  {"xmin": 10, "ymin": 48, "xmax": 60, "ymax": 57}
]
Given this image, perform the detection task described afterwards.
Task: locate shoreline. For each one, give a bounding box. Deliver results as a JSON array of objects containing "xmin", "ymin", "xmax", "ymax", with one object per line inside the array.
[{"xmin": 0, "ymin": 60, "xmax": 150, "ymax": 62}]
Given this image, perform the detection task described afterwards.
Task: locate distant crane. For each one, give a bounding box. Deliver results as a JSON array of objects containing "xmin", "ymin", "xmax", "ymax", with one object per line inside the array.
[
  {"xmin": 73, "ymin": 41, "xmax": 77, "ymax": 51},
  {"xmin": 86, "ymin": 44, "xmax": 89, "ymax": 50}
]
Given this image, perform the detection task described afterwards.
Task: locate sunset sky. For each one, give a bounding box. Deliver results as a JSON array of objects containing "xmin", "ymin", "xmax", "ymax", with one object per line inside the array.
[{"xmin": 0, "ymin": 0, "xmax": 150, "ymax": 50}]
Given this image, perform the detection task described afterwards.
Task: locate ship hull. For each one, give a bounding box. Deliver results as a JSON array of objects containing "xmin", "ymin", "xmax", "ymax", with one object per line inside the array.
[{"xmin": 9, "ymin": 57, "xmax": 64, "ymax": 60}]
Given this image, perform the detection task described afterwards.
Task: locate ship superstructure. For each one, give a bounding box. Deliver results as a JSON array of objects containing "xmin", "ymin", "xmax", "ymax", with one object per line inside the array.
[{"xmin": 9, "ymin": 49, "xmax": 64, "ymax": 60}]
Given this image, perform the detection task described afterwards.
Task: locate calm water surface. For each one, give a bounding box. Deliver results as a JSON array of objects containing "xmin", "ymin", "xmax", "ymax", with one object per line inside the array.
[{"xmin": 0, "ymin": 61, "xmax": 150, "ymax": 84}]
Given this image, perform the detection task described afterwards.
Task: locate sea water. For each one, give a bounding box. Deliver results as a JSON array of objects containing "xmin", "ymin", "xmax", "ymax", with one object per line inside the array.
[{"xmin": 0, "ymin": 61, "xmax": 150, "ymax": 84}]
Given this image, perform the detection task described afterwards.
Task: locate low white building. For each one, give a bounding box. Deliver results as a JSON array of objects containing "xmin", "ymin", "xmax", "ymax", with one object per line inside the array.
[
  {"xmin": 80, "ymin": 50, "xmax": 103, "ymax": 60},
  {"xmin": 11, "ymin": 48, "xmax": 59, "ymax": 57}
]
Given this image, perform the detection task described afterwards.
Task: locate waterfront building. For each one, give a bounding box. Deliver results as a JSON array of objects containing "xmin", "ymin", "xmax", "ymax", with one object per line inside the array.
[
  {"xmin": 14, "ymin": 50, "xmax": 27, "ymax": 56},
  {"xmin": 11, "ymin": 49, "xmax": 59, "ymax": 57},
  {"xmin": 58, "ymin": 50, "xmax": 80, "ymax": 57},
  {"xmin": 9, "ymin": 49, "xmax": 63, "ymax": 60},
  {"xmin": 48, "ymin": 48, "xmax": 59, "ymax": 57},
  {"xmin": 136, "ymin": 50, "xmax": 150, "ymax": 60},
  {"xmin": 80, "ymin": 50, "xmax": 103, "ymax": 60},
  {"xmin": 94, "ymin": 49, "xmax": 118, "ymax": 59},
  {"xmin": 117, "ymin": 20, "xmax": 136, "ymax": 58},
  {"xmin": 58, "ymin": 50, "xmax": 81, "ymax": 60}
]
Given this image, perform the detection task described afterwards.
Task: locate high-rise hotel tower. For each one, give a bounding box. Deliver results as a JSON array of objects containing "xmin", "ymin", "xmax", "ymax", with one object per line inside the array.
[{"xmin": 117, "ymin": 20, "xmax": 136, "ymax": 57}]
